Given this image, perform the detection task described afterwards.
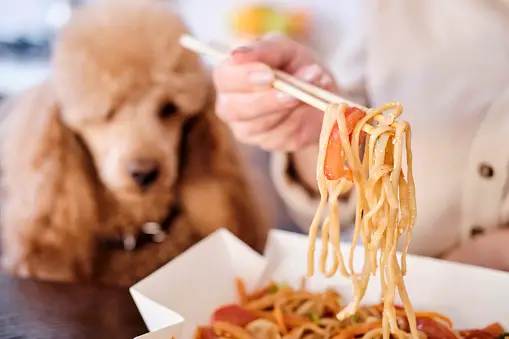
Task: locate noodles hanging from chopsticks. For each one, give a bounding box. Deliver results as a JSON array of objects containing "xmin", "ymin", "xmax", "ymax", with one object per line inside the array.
[{"xmin": 307, "ymin": 102, "xmax": 418, "ymax": 339}]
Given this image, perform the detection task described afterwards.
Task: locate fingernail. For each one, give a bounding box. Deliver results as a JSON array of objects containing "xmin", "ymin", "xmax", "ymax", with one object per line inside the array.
[
  {"xmin": 298, "ymin": 64, "xmax": 323, "ymax": 82},
  {"xmin": 231, "ymin": 45, "xmax": 253, "ymax": 56},
  {"xmin": 318, "ymin": 74, "xmax": 333, "ymax": 87},
  {"xmin": 249, "ymin": 71, "xmax": 275, "ymax": 86},
  {"xmin": 277, "ymin": 91, "xmax": 297, "ymax": 103},
  {"xmin": 262, "ymin": 32, "xmax": 285, "ymax": 41}
]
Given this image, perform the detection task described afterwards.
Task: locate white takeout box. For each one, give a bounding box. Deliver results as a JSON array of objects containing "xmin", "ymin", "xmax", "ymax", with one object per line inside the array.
[{"xmin": 130, "ymin": 229, "xmax": 509, "ymax": 339}]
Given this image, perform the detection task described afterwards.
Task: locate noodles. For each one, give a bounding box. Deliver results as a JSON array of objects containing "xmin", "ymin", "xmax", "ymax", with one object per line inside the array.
[
  {"xmin": 307, "ymin": 102, "xmax": 418, "ymax": 339},
  {"xmin": 195, "ymin": 279, "xmax": 506, "ymax": 339}
]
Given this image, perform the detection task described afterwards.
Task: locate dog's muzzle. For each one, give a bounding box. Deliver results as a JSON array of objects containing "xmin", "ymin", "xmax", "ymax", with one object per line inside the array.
[{"xmin": 99, "ymin": 115, "xmax": 200, "ymax": 251}]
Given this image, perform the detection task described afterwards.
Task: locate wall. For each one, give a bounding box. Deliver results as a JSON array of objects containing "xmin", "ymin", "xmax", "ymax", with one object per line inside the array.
[
  {"xmin": 0, "ymin": 0, "xmax": 66, "ymax": 40},
  {"xmin": 174, "ymin": 0, "xmax": 345, "ymax": 64}
]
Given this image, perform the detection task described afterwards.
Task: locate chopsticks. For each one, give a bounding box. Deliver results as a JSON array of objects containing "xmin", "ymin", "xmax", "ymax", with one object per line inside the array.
[
  {"xmin": 179, "ymin": 34, "xmax": 377, "ymax": 133},
  {"xmin": 179, "ymin": 34, "xmax": 366, "ymax": 110}
]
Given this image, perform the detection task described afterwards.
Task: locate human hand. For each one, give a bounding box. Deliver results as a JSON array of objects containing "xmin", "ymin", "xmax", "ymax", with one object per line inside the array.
[
  {"xmin": 213, "ymin": 34, "xmax": 338, "ymax": 152},
  {"xmin": 442, "ymin": 229, "xmax": 509, "ymax": 271}
]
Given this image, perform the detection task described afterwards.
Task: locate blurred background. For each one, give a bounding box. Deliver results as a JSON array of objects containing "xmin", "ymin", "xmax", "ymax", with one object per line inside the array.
[
  {"xmin": 0, "ymin": 0, "xmax": 347, "ymax": 100},
  {"xmin": 0, "ymin": 0, "xmax": 346, "ymax": 232}
]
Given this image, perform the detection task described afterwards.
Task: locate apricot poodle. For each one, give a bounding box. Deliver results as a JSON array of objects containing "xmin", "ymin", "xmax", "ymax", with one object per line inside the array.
[{"xmin": 0, "ymin": 1, "xmax": 268, "ymax": 287}]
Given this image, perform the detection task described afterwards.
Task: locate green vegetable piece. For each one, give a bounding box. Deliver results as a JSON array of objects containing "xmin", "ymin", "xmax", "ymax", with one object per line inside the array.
[
  {"xmin": 268, "ymin": 284, "xmax": 278, "ymax": 293},
  {"xmin": 309, "ymin": 313, "xmax": 320, "ymax": 323}
]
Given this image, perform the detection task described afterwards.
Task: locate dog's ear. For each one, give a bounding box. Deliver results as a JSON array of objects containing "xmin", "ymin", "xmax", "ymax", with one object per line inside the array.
[
  {"xmin": 178, "ymin": 89, "xmax": 270, "ymax": 252},
  {"xmin": 0, "ymin": 82, "xmax": 99, "ymax": 282}
]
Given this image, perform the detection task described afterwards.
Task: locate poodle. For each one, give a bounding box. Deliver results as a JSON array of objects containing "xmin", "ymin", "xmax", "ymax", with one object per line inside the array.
[{"xmin": 0, "ymin": 0, "xmax": 268, "ymax": 287}]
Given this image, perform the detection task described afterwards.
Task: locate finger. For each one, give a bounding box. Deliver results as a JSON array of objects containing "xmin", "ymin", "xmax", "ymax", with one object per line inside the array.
[
  {"xmin": 230, "ymin": 103, "xmax": 322, "ymax": 151},
  {"xmin": 257, "ymin": 106, "xmax": 323, "ymax": 151},
  {"xmin": 213, "ymin": 60, "xmax": 275, "ymax": 92},
  {"xmin": 213, "ymin": 52, "xmax": 328, "ymax": 94},
  {"xmin": 292, "ymin": 63, "xmax": 329, "ymax": 84},
  {"xmin": 234, "ymin": 107, "xmax": 309, "ymax": 152},
  {"xmin": 216, "ymin": 90, "xmax": 299, "ymax": 122},
  {"xmin": 254, "ymin": 109, "xmax": 304, "ymax": 151},
  {"xmin": 229, "ymin": 111, "xmax": 290, "ymax": 138},
  {"xmin": 215, "ymin": 60, "xmax": 332, "ymax": 122},
  {"xmin": 230, "ymin": 34, "xmax": 310, "ymax": 73}
]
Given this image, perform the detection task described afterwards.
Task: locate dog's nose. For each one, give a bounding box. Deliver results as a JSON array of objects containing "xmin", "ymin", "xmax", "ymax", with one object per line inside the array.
[{"xmin": 127, "ymin": 159, "xmax": 160, "ymax": 189}]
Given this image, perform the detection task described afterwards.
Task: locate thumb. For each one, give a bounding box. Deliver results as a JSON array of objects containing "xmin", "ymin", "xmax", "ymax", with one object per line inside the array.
[{"xmin": 230, "ymin": 34, "xmax": 308, "ymax": 73}]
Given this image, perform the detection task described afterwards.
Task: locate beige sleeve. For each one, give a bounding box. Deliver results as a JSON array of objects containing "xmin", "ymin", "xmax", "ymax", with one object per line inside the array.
[{"xmin": 270, "ymin": 151, "xmax": 358, "ymax": 233}]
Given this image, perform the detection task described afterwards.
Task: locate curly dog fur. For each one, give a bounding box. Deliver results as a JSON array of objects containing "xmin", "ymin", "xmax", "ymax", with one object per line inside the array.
[{"xmin": 0, "ymin": 1, "xmax": 268, "ymax": 287}]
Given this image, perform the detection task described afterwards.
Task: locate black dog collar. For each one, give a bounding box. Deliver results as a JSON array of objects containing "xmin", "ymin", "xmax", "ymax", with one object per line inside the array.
[{"xmin": 101, "ymin": 203, "xmax": 181, "ymax": 251}]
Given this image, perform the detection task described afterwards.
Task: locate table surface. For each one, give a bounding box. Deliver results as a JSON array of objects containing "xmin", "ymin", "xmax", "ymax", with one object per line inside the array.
[{"xmin": 0, "ymin": 273, "xmax": 147, "ymax": 339}]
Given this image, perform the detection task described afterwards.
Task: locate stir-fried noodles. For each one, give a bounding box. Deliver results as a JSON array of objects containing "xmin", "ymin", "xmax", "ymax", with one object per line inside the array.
[{"xmin": 195, "ymin": 279, "xmax": 507, "ymax": 339}]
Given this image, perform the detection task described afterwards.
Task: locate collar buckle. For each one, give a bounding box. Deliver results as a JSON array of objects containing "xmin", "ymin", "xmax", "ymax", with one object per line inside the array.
[
  {"xmin": 142, "ymin": 221, "xmax": 167, "ymax": 243},
  {"xmin": 123, "ymin": 234, "xmax": 137, "ymax": 251}
]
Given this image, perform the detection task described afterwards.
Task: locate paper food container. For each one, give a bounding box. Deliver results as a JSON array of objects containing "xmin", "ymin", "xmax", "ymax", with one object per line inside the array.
[{"xmin": 130, "ymin": 229, "xmax": 509, "ymax": 339}]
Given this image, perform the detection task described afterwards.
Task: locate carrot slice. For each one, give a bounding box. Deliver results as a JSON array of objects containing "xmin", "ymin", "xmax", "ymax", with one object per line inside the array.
[
  {"xmin": 324, "ymin": 107, "xmax": 366, "ymax": 180},
  {"xmin": 414, "ymin": 311, "xmax": 453, "ymax": 329},
  {"xmin": 235, "ymin": 278, "xmax": 249, "ymax": 305},
  {"xmin": 460, "ymin": 322, "xmax": 507, "ymax": 338},
  {"xmin": 482, "ymin": 322, "xmax": 506, "ymax": 336},
  {"xmin": 416, "ymin": 317, "xmax": 457, "ymax": 339},
  {"xmin": 324, "ymin": 121, "xmax": 347, "ymax": 180}
]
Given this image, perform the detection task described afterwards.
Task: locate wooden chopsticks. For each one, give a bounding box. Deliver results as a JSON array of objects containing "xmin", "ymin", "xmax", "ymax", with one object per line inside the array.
[{"xmin": 179, "ymin": 34, "xmax": 367, "ymax": 111}]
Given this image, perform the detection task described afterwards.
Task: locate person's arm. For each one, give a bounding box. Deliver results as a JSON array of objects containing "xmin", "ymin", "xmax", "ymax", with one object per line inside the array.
[
  {"xmin": 272, "ymin": 147, "xmax": 359, "ymax": 233},
  {"xmin": 271, "ymin": 144, "xmax": 359, "ymax": 233}
]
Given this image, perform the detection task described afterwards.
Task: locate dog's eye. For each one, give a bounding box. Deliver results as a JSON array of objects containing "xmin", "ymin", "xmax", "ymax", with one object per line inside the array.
[{"xmin": 159, "ymin": 103, "xmax": 177, "ymax": 119}]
